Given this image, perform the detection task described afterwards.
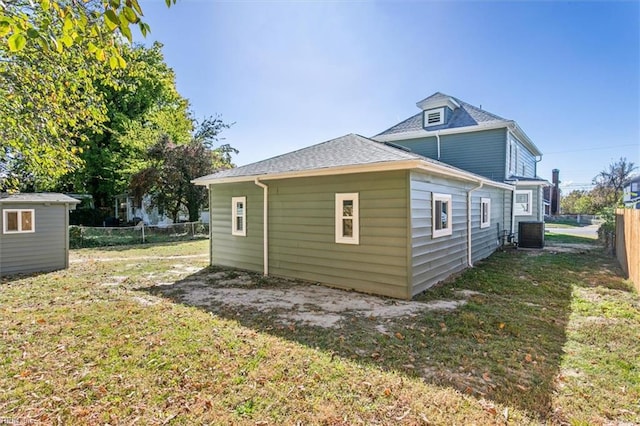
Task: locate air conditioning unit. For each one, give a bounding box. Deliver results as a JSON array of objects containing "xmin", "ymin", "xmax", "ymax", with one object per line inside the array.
[{"xmin": 518, "ymin": 221, "xmax": 544, "ymax": 249}]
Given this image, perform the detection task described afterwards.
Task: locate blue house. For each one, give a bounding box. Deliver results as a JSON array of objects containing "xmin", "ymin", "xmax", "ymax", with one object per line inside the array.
[
  {"xmin": 195, "ymin": 92, "xmax": 548, "ymax": 299},
  {"xmin": 374, "ymin": 92, "xmax": 548, "ymax": 235}
]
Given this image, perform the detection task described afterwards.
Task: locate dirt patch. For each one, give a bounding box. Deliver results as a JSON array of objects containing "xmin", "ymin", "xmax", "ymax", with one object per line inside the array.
[{"xmin": 153, "ymin": 270, "xmax": 479, "ymax": 328}]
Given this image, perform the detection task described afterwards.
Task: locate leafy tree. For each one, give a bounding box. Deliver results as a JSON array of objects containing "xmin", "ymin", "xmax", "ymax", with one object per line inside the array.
[
  {"xmin": 130, "ymin": 117, "xmax": 236, "ymax": 222},
  {"xmin": 56, "ymin": 42, "xmax": 192, "ymax": 208},
  {"xmin": 0, "ymin": 10, "xmax": 108, "ymax": 191},
  {"xmin": 561, "ymin": 190, "xmax": 595, "ymax": 215},
  {"xmin": 591, "ymin": 157, "xmax": 637, "ymax": 209},
  {"xmin": 0, "ymin": 0, "xmax": 176, "ymax": 65}
]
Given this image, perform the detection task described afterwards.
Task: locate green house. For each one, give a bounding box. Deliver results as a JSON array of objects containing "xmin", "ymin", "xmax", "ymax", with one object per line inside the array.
[{"xmin": 194, "ymin": 93, "xmax": 548, "ymax": 299}]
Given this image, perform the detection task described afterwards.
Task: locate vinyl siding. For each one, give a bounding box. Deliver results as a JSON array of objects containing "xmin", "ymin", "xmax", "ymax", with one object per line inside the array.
[
  {"xmin": 509, "ymin": 133, "xmax": 537, "ymax": 178},
  {"xmin": 210, "ymin": 183, "xmax": 264, "ymax": 272},
  {"xmin": 0, "ymin": 203, "xmax": 68, "ymax": 276},
  {"xmin": 470, "ymin": 187, "xmax": 511, "ymax": 263},
  {"xmin": 393, "ymin": 129, "xmax": 508, "ymax": 182},
  {"xmin": 410, "ymin": 171, "xmax": 470, "ymax": 296},
  {"xmin": 267, "ymin": 171, "xmax": 410, "ymax": 299}
]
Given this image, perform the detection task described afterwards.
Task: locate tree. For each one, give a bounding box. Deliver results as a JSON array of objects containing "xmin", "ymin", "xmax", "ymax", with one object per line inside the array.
[
  {"xmin": 560, "ymin": 190, "xmax": 595, "ymax": 215},
  {"xmin": 591, "ymin": 157, "xmax": 637, "ymax": 209},
  {"xmin": 130, "ymin": 117, "xmax": 236, "ymax": 222},
  {"xmin": 0, "ymin": 0, "xmax": 176, "ymax": 65},
  {"xmin": 0, "ymin": 10, "xmax": 108, "ymax": 191},
  {"xmin": 55, "ymin": 42, "xmax": 192, "ymax": 208}
]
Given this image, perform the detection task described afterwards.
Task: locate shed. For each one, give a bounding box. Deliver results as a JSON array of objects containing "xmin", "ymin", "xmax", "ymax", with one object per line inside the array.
[
  {"xmin": 194, "ymin": 134, "xmax": 515, "ymax": 299},
  {"xmin": 0, "ymin": 193, "xmax": 80, "ymax": 277}
]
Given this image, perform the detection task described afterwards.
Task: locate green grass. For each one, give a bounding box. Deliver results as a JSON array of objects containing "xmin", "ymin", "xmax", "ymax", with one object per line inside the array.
[
  {"xmin": 1, "ymin": 240, "xmax": 638, "ymax": 424},
  {"xmin": 545, "ymin": 232, "xmax": 598, "ymax": 244}
]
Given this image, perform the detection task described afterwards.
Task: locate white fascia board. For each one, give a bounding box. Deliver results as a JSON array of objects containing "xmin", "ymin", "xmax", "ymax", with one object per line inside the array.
[
  {"xmin": 373, "ymin": 121, "xmax": 509, "ymax": 143},
  {"xmin": 192, "ymin": 160, "xmax": 424, "ymax": 186},
  {"xmin": 193, "ymin": 158, "xmax": 515, "ymax": 191},
  {"xmin": 508, "ymin": 179, "xmax": 551, "ymax": 186}
]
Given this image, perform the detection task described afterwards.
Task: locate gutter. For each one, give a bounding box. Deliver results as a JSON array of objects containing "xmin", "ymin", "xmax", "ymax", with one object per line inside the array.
[
  {"xmin": 467, "ymin": 182, "xmax": 483, "ymax": 267},
  {"xmin": 254, "ymin": 178, "xmax": 269, "ymax": 275}
]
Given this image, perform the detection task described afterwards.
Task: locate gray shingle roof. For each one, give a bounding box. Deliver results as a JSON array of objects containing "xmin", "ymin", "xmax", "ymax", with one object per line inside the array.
[
  {"xmin": 0, "ymin": 193, "xmax": 81, "ymax": 204},
  {"xmin": 194, "ymin": 134, "xmax": 422, "ymax": 182},
  {"xmin": 376, "ymin": 92, "xmax": 509, "ymax": 136}
]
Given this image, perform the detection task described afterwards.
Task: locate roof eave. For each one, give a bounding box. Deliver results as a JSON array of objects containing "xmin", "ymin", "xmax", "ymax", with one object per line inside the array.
[
  {"xmin": 509, "ymin": 122, "xmax": 542, "ymax": 157},
  {"xmin": 373, "ymin": 121, "xmax": 510, "ymax": 142}
]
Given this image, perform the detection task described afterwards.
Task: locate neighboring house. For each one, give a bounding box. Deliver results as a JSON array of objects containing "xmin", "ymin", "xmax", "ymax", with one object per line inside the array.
[
  {"xmin": 374, "ymin": 92, "xmax": 548, "ymax": 232},
  {"xmin": 623, "ymin": 176, "xmax": 640, "ymax": 209},
  {"xmin": 194, "ymin": 92, "xmax": 548, "ymax": 299},
  {"xmin": 114, "ymin": 194, "xmax": 209, "ymax": 225},
  {"xmin": 0, "ymin": 193, "xmax": 80, "ymax": 277}
]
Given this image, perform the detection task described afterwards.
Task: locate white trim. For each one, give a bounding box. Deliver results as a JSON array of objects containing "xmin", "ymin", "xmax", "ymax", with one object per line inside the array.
[
  {"xmin": 480, "ymin": 197, "xmax": 491, "ymax": 229},
  {"xmin": 335, "ymin": 193, "xmax": 359, "ymax": 244},
  {"xmin": 423, "ymin": 107, "xmax": 445, "ymax": 127},
  {"xmin": 254, "ymin": 179, "xmax": 269, "ymax": 275},
  {"xmin": 2, "ymin": 209, "xmax": 35, "ymax": 234},
  {"xmin": 508, "ymin": 179, "xmax": 550, "ymax": 186},
  {"xmin": 194, "ymin": 158, "xmax": 515, "ymax": 191},
  {"xmin": 432, "ymin": 193, "xmax": 453, "ymax": 238},
  {"xmin": 416, "ymin": 96, "xmax": 460, "ymax": 111},
  {"xmin": 514, "ymin": 190, "xmax": 533, "ymax": 216},
  {"xmin": 231, "ymin": 196, "xmax": 247, "ymax": 236}
]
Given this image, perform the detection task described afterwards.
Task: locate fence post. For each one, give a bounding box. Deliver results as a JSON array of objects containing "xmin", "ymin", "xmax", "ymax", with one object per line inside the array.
[
  {"xmin": 191, "ymin": 222, "xmax": 195, "ymax": 238},
  {"xmin": 141, "ymin": 223, "xmax": 145, "ymax": 244}
]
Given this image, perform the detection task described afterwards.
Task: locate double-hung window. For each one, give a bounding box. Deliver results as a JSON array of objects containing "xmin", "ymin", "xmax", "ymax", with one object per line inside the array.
[
  {"xmin": 335, "ymin": 193, "xmax": 359, "ymax": 244},
  {"xmin": 3, "ymin": 209, "xmax": 35, "ymax": 234},
  {"xmin": 231, "ymin": 197, "xmax": 246, "ymax": 236},
  {"xmin": 432, "ymin": 193, "xmax": 452, "ymax": 238},
  {"xmin": 480, "ymin": 198, "xmax": 491, "ymax": 228},
  {"xmin": 514, "ymin": 190, "xmax": 532, "ymax": 216}
]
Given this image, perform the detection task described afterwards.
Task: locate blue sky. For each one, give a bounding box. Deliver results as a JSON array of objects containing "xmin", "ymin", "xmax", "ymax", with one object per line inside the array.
[{"xmin": 136, "ymin": 0, "xmax": 639, "ymax": 190}]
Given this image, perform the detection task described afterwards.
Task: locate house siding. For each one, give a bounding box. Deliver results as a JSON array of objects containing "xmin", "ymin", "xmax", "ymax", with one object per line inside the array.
[
  {"xmin": 470, "ymin": 187, "xmax": 510, "ymax": 263},
  {"xmin": 210, "ymin": 183, "xmax": 264, "ymax": 272},
  {"xmin": 267, "ymin": 171, "xmax": 410, "ymax": 299},
  {"xmin": 0, "ymin": 203, "xmax": 68, "ymax": 276},
  {"xmin": 393, "ymin": 129, "xmax": 508, "ymax": 182},
  {"xmin": 509, "ymin": 133, "xmax": 537, "ymax": 178},
  {"xmin": 410, "ymin": 171, "xmax": 470, "ymax": 296}
]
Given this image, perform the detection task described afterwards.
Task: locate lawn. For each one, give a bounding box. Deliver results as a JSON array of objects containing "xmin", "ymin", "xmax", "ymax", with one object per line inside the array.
[{"xmin": 1, "ymin": 239, "xmax": 638, "ymax": 424}]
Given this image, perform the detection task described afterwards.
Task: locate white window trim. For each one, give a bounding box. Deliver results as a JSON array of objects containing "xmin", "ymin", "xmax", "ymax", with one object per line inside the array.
[
  {"xmin": 514, "ymin": 190, "xmax": 533, "ymax": 216},
  {"xmin": 424, "ymin": 107, "xmax": 445, "ymax": 127},
  {"xmin": 480, "ymin": 197, "xmax": 491, "ymax": 229},
  {"xmin": 231, "ymin": 196, "xmax": 246, "ymax": 236},
  {"xmin": 432, "ymin": 193, "xmax": 453, "ymax": 238},
  {"xmin": 335, "ymin": 193, "xmax": 359, "ymax": 245},
  {"xmin": 2, "ymin": 209, "xmax": 35, "ymax": 234}
]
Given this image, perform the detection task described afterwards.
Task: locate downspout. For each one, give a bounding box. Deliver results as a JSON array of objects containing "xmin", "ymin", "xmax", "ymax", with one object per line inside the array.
[
  {"xmin": 208, "ymin": 185, "xmax": 213, "ymax": 266},
  {"xmin": 436, "ymin": 131, "xmax": 441, "ymax": 160},
  {"xmin": 467, "ymin": 181, "xmax": 483, "ymax": 267},
  {"xmin": 511, "ymin": 178, "xmax": 518, "ymax": 237},
  {"xmin": 254, "ymin": 178, "xmax": 269, "ymax": 275}
]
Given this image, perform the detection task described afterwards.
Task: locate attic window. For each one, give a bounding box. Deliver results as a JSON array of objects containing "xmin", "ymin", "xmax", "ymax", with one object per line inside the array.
[{"xmin": 424, "ymin": 107, "xmax": 445, "ymax": 127}]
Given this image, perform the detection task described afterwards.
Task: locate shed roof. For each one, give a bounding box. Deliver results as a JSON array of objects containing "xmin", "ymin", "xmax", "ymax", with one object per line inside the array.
[
  {"xmin": 0, "ymin": 193, "xmax": 81, "ymax": 204},
  {"xmin": 193, "ymin": 133, "xmax": 513, "ymax": 190}
]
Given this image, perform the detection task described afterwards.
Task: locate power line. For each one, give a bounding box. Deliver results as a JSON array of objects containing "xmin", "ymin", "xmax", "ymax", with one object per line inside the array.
[{"xmin": 544, "ymin": 144, "xmax": 638, "ymax": 154}]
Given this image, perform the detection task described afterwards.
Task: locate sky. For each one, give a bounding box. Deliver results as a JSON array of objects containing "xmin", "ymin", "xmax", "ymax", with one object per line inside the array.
[{"xmin": 135, "ymin": 0, "xmax": 639, "ymax": 191}]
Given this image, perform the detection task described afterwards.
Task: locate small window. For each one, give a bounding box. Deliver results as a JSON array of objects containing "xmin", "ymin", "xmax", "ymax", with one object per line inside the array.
[
  {"xmin": 480, "ymin": 198, "xmax": 491, "ymax": 229},
  {"xmin": 432, "ymin": 193, "xmax": 453, "ymax": 238},
  {"xmin": 3, "ymin": 209, "xmax": 35, "ymax": 234},
  {"xmin": 424, "ymin": 107, "xmax": 445, "ymax": 127},
  {"xmin": 514, "ymin": 190, "xmax": 533, "ymax": 216},
  {"xmin": 335, "ymin": 193, "xmax": 359, "ymax": 244},
  {"xmin": 231, "ymin": 196, "xmax": 246, "ymax": 236}
]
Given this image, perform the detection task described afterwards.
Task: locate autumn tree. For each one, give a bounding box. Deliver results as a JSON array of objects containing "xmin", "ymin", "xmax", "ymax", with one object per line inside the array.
[
  {"xmin": 591, "ymin": 157, "xmax": 637, "ymax": 209},
  {"xmin": 130, "ymin": 117, "xmax": 236, "ymax": 222}
]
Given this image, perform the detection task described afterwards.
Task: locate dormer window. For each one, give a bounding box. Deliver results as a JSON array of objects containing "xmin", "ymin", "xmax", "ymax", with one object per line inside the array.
[{"xmin": 424, "ymin": 107, "xmax": 445, "ymax": 127}]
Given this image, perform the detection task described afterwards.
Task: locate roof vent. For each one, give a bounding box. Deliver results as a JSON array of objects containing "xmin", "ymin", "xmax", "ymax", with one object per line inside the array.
[{"xmin": 424, "ymin": 107, "xmax": 445, "ymax": 127}]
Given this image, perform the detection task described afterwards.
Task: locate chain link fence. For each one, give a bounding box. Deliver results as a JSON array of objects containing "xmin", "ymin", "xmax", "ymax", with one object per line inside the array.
[{"xmin": 69, "ymin": 222, "xmax": 209, "ymax": 248}]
